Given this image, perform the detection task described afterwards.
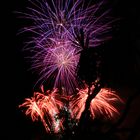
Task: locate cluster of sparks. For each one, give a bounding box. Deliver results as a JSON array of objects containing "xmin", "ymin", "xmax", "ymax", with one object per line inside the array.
[
  {"xmin": 18, "ymin": 0, "xmax": 114, "ymax": 93},
  {"xmin": 18, "ymin": 0, "xmax": 123, "ymax": 135},
  {"xmin": 20, "ymin": 85, "xmax": 123, "ymax": 133}
]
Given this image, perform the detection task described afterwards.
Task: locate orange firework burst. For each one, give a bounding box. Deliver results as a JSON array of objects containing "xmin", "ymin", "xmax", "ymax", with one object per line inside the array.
[
  {"xmin": 19, "ymin": 86, "xmax": 65, "ymax": 133},
  {"xmin": 70, "ymin": 85, "xmax": 123, "ymax": 121},
  {"xmin": 90, "ymin": 88, "xmax": 123, "ymax": 120}
]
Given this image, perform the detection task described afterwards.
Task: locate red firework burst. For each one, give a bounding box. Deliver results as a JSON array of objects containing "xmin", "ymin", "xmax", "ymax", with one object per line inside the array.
[
  {"xmin": 70, "ymin": 85, "xmax": 124, "ymax": 121},
  {"xmin": 19, "ymin": 86, "xmax": 65, "ymax": 133}
]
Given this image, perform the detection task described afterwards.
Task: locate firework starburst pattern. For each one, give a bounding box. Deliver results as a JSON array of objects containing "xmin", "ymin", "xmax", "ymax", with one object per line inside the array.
[
  {"xmin": 70, "ymin": 85, "xmax": 124, "ymax": 121},
  {"xmin": 20, "ymin": 86, "xmax": 67, "ymax": 133},
  {"xmin": 18, "ymin": 0, "xmax": 114, "ymax": 92},
  {"xmin": 18, "ymin": 0, "xmax": 124, "ymax": 136}
]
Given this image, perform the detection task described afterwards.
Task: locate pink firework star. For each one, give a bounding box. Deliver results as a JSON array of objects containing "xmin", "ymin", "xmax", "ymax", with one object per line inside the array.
[
  {"xmin": 32, "ymin": 40, "xmax": 80, "ymax": 95},
  {"xmin": 70, "ymin": 85, "xmax": 124, "ymax": 121}
]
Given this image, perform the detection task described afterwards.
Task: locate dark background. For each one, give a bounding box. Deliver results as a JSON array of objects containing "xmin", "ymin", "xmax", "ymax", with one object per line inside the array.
[{"xmin": 2, "ymin": 0, "xmax": 140, "ymax": 139}]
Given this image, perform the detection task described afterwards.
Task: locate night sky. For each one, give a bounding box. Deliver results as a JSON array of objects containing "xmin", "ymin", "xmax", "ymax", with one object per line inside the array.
[{"xmin": 3, "ymin": 0, "xmax": 140, "ymax": 139}]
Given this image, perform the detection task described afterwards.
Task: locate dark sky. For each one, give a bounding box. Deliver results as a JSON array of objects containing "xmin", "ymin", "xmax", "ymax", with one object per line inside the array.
[{"xmin": 2, "ymin": 0, "xmax": 140, "ymax": 139}]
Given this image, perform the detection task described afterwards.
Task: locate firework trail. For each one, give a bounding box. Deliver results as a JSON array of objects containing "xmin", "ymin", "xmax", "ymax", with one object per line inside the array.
[
  {"xmin": 70, "ymin": 85, "xmax": 124, "ymax": 121},
  {"xmin": 19, "ymin": 86, "xmax": 66, "ymax": 133},
  {"xmin": 17, "ymin": 0, "xmax": 114, "ymax": 94}
]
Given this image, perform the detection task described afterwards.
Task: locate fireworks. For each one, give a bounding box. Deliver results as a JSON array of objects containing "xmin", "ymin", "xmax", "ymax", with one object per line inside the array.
[
  {"xmin": 69, "ymin": 86, "xmax": 88, "ymax": 120},
  {"xmin": 20, "ymin": 84, "xmax": 123, "ymax": 133},
  {"xmin": 32, "ymin": 40, "xmax": 80, "ymax": 94},
  {"xmin": 19, "ymin": 0, "xmax": 113, "ymax": 47},
  {"xmin": 70, "ymin": 85, "xmax": 124, "ymax": 121},
  {"xmin": 17, "ymin": 0, "xmax": 114, "ymax": 93},
  {"xmin": 17, "ymin": 0, "xmax": 123, "ymax": 136},
  {"xmin": 19, "ymin": 86, "xmax": 65, "ymax": 133}
]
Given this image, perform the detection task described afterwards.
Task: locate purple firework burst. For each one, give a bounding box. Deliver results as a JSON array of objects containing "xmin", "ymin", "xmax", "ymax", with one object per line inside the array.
[
  {"xmin": 18, "ymin": 0, "xmax": 115, "ymax": 94},
  {"xmin": 31, "ymin": 40, "xmax": 80, "ymax": 95}
]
